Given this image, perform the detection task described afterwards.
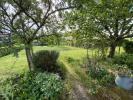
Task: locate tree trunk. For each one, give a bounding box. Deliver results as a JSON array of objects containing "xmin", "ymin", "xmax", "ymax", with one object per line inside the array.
[
  {"xmin": 31, "ymin": 46, "xmax": 34, "ymax": 56},
  {"xmin": 108, "ymin": 42, "xmax": 117, "ymax": 58},
  {"xmin": 25, "ymin": 45, "xmax": 34, "ymax": 71},
  {"xmin": 87, "ymin": 47, "xmax": 89, "ymax": 59}
]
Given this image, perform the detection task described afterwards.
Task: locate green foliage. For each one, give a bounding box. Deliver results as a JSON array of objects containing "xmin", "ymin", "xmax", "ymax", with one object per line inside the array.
[
  {"xmin": 86, "ymin": 59, "xmax": 115, "ymax": 94},
  {"xmin": 88, "ymin": 65, "xmax": 108, "ymax": 80},
  {"xmin": 0, "ymin": 0, "xmax": 71, "ymax": 70},
  {"xmin": 88, "ymin": 64, "xmax": 114, "ymax": 85},
  {"xmin": 66, "ymin": 57, "xmax": 80, "ymax": 66},
  {"xmin": 113, "ymin": 53, "xmax": 133, "ymax": 70},
  {"xmin": 99, "ymin": 73, "xmax": 114, "ymax": 86},
  {"xmin": 39, "ymin": 34, "xmax": 62, "ymax": 46},
  {"xmin": 87, "ymin": 77, "xmax": 100, "ymax": 94},
  {"xmin": 0, "ymin": 0, "xmax": 69, "ymax": 46},
  {"xmin": 66, "ymin": 0, "xmax": 133, "ymax": 57},
  {"xmin": 0, "ymin": 45, "xmax": 24, "ymax": 57},
  {"xmin": 123, "ymin": 40, "xmax": 133, "ymax": 54},
  {"xmin": 0, "ymin": 72, "xmax": 64, "ymax": 100},
  {"xmin": 33, "ymin": 50, "xmax": 59, "ymax": 72},
  {"xmin": 33, "ymin": 50, "xmax": 66, "ymax": 79}
]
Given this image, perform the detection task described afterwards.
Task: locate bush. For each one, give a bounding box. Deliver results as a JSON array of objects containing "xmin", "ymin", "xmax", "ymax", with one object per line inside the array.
[
  {"xmin": 33, "ymin": 50, "xmax": 59, "ymax": 72},
  {"xmin": 113, "ymin": 53, "xmax": 133, "ymax": 70},
  {"xmin": 123, "ymin": 40, "xmax": 133, "ymax": 54},
  {"xmin": 0, "ymin": 72, "xmax": 64, "ymax": 100},
  {"xmin": 88, "ymin": 64, "xmax": 114, "ymax": 85},
  {"xmin": 86, "ymin": 59, "xmax": 115, "ymax": 94},
  {"xmin": 33, "ymin": 50, "xmax": 66, "ymax": 79},
  {"xmin": 88, "ymin": 65, "xmax": 108, "ymax": 80},
  {"xmin": 0, "ymin": 45, "xmax": 24, "ymax": 57}
]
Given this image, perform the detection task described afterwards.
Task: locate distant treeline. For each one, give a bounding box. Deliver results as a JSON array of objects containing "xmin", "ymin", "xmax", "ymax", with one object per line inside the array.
[{"xmin": 0, "ymin": 45, "xmax": 24, "ymax": 57}]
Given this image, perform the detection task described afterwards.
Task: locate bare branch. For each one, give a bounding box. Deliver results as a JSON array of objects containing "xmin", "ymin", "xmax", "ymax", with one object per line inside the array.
[{"xmin": 11, "ymin": 10, "xmax": 22, "ymax": 23}]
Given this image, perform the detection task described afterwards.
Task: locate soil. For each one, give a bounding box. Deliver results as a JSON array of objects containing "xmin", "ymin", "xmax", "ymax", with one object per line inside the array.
[{"xmin": 71, "ymin": 81, "xmax": 91, "ymax": 100}]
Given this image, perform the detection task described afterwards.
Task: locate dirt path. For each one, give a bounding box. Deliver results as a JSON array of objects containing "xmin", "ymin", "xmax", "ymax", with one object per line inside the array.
[
  {"xmin": 71, "ymin": 81, "xmax": 91, "ymax": 100},
  {"xmin": 61, "ymin": 60, "xmax": 91, "ymax": 100}
]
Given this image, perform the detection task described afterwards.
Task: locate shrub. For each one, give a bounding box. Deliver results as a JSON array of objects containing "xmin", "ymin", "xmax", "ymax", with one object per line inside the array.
[
  {"xmin": 123, "ymin": 40, "xmax": 133, "ymax": 54},
  {"xmin": 86, "ymin": 59, "xmax": 115, "ymax": 94},
  {"xmin": 88, "ymin": 65, "xmax": 108, "ymax": 80},
  {"xmin": 113, "ymin": 53, "xmax": 133, "ymax": 70},
  {"xmin": 33, "ymin": 50, "xmax": 59, "ymax": 72},
  {"xmin": 88, "ymin": 64, "xmax": 114, "ymax": 85},
  {"xmin": 0, "ymin": 72, "xmax": 64, "ymax": 100},
  {"xmin": 0, "ymin": 45, "xmax": 24, "ymax": 57},
  {"xmin": 99, "ymin": 74, "xmax": 115, "ymax": 86}
]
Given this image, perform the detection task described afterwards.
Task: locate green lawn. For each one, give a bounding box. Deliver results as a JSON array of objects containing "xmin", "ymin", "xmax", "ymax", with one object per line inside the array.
[
  {"xmin": 0, "ymin": 46, "xmax": 88, "ymax": 79},
  {"xmin": 0, "ymin": 46, "xmax": 124, "ymax": 80}
]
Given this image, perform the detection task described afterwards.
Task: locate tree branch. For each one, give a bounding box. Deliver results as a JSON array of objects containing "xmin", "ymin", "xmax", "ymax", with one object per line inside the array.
[
  {"xmin": 114, "ymin": 18, "xmax": 119, "ymax": 37},
  {"xmin": 31, "ymin": 6, "xmax": 75, "ymax": 41},
  {"xmin": 123, "ymin": 33, "xmax": 133, "ymax": 38},
  {"xmin": 47, "ymin": 6, "xmax": 75, "ymax": 18},
  {"xmin": 124, "ymin": 24, "xmax": 133, "ymax": 35},
  {"xmin": 13, "ymin": 0, "xmax": 39, "ymax": 27}
]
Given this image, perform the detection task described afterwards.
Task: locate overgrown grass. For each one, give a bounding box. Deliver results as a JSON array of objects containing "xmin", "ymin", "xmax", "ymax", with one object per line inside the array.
[
  {"xmin": 0, "ymin": 46, "xmax": 126, "ymax": 81},
  {"xmin": 0, "ymin": 46, "xmax": 90, "ymax": 100},
  {"xmin": 0, "ymin": 46, "xmax": 133, "ymax": 99},
  {"xmin": 0, "ymin": 46, "xmax": 88, "ymax": 80},
  {"xmin": 0, "ymin": 50, "xmax": 28, "ymax": 79}
]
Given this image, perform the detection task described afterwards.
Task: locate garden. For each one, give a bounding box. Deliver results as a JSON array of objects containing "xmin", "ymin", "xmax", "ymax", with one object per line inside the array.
[{"xmin": 0, "ymin": 0, "xmax": 133, "ymax": 100}]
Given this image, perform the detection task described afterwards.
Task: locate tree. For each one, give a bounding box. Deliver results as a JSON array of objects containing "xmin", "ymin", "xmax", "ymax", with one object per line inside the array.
[
  {"xmin": 0, "ymin": 0, "xmax": 74, "ymax": 71},
  {"xmin": 67, "ymin": 0, "xmax": 133, "ymax": 58},
  {"xmin": 39, "ymin": 33, "xmax": 62, "ymax": 46}
]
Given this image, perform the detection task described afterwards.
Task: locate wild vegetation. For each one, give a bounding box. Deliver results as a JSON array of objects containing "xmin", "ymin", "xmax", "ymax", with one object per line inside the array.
[{"xmin": 0, "ymin": 0, "xmax": 133, "ymax": 100}]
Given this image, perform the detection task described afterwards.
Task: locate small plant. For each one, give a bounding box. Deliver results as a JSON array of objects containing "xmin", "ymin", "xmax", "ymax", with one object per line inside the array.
[
  {"xmin": 116, "ymin": 65, "xmax": 133, "ymax": 77},
  {"xmin": 88, "ymin": 65, "xmax": 109, "ymax": 80},
  {"xmin": 0, "ymin": 72, "xmax": 64, "ymax": 100}
]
